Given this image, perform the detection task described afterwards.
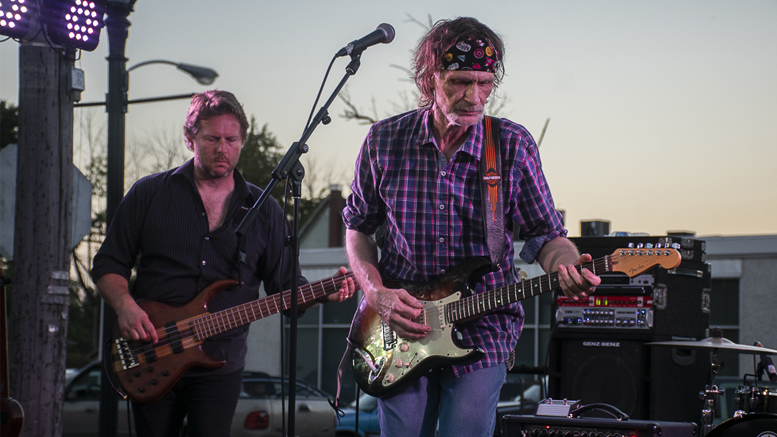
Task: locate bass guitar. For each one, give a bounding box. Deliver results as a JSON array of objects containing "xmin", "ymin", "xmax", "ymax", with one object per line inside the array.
[
  {"xmin": 1, "ymin": 266, "xmax": 24, "ymax": 437},
  {"xmin": 110, "ymin": 271, "xmax": 354, "ymax": 402},
  {"xmin": 350, "ymin": 247, "xmax": 681, "ymax": 397}
]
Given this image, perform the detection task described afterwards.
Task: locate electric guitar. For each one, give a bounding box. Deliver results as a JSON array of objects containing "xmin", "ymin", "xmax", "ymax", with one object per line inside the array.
[
  {"xmin": 1, "ymin": 267, "xmax": 24, "ymax": 437},
  {"xmin": 110, "ymin": 271, "xmax": 354, "ymax": 402},
  {"xmin": 350, "ymin": 247, "xmax": 682, "ymax": 397}
]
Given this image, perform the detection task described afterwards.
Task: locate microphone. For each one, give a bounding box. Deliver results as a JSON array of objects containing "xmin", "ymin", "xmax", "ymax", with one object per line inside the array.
[{"xmin": 336, "ymin": 23, "xmax": 395, "ymax": 57}]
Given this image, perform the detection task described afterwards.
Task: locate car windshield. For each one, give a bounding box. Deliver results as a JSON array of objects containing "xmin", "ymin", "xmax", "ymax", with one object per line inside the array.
[{"xmin": 66, "ymin": 367, "xmax": 103, "ymax": 401}]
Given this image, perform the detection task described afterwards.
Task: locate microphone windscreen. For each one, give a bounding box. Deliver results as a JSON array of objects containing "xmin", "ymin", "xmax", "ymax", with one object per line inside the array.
[{"xmin": 377, "ymin": 23, "xmax": 396, "ymax": 43}]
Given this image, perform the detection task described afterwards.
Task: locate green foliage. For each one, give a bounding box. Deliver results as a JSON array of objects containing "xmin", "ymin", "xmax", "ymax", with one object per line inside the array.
[
  {"xmin": 236, "ymin": 117, "xmax": 286, "ymax": 206},
  {"xmin": 237, "ymin": 118, "xmax": 327, "ymax": 227},
  {"xmin": 0, "ymin": 100, "xmax": 19, "ymax": 150}
]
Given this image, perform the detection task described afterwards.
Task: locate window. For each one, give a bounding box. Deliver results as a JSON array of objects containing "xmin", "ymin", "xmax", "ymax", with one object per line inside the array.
[{"xmin": 709, "ymin": 279, "xmax": 740, "ymax": 376}]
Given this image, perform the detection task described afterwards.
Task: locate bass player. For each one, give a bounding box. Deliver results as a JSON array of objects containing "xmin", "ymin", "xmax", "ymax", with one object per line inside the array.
[{"xmin": 92, "ymin": 90, "xmax": 355, "ymax": 437}]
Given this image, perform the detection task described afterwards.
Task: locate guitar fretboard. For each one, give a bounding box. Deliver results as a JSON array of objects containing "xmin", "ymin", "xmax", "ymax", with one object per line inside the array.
[
  {"xmin": 187, "ymin": 272, "xmax": 354, "ymax": 340},
  {"xmin": 445, "ymin": 256, "xmax": 613, "ymax": 323}
]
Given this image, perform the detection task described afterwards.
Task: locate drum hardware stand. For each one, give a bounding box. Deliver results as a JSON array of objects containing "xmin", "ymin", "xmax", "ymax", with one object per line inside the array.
[
  {"xmin": 649, "ymin": 330, "xmax": 777, "ymax": 437},
  {"xmin": 699, "ymin": 350, "xmax": 724, "ymax": 437}
]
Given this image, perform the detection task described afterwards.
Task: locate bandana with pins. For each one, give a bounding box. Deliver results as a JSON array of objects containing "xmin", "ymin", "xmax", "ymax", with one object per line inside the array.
[{"xmin": 441, "ymin": 36, "xmax": 500, "ymax": 73}]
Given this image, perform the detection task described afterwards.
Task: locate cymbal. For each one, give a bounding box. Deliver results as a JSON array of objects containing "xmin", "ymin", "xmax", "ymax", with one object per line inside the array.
[{"xmin": 647, "ymin": 337, "xmax": 777, "ymax": 354}]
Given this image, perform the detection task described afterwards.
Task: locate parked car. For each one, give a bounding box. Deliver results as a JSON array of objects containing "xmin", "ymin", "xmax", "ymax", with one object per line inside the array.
[
  {"xmin": 335, "ymin": 373, "xmax": 545, "ymax": 437},
  {"xmin": 62, "ymin": 361, "xmax": 336, "ymax": 437}
]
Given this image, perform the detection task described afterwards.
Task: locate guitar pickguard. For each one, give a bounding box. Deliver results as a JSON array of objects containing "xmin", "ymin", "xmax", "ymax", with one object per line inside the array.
[{"xmin": 352, "ymin": 292, "xmax": 483, "ymax": 397}]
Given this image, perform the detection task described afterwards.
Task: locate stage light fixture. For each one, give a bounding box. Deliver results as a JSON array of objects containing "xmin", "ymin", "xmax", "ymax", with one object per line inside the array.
[
  {"xmin": 44, "ymin": 0, "xmax": 105, "ymax": 51},
  {"xmin": 0, "ymin": 0, "xmax": 33, "ymax": 39}
]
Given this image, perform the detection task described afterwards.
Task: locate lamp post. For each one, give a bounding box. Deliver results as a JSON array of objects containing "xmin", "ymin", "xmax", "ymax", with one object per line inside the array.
[
  {"xmin": 98, "ymin": 2, "xmax": 216, "ymax": 436},
  {"xmin": 99, "ymin": 2, "xmax": 137, "ymax": 435}
]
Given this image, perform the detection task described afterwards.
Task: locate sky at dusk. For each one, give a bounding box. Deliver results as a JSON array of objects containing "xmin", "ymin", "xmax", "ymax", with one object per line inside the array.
[{"xmin": 2, "ymin": 0, "xmax": 776, "ymax": 237}]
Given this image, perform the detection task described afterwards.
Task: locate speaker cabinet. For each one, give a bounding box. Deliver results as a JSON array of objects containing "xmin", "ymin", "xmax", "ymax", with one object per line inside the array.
[{"xmin": 549, "ymin": 335, "xmax": 710, "ymax": 423}]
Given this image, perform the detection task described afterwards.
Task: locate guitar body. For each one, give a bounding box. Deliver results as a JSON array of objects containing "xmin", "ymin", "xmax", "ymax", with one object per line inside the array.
[
  {"xmin": 111, "ymin": 279, "xmax": 237, "ymax": 403},
  {"xmin": 1, "ymin": 268, "xmax": 23, "ymax": 437},
  {"xmin": 351, "ymin": 257, "xmax": 493, "ymax": 397},
  {"xmin": 0, "ymin": 398, "xmax": 24, "ymax": 437}
]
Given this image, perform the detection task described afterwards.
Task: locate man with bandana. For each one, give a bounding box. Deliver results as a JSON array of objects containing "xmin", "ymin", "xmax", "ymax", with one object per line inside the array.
[{"xmin": 343, "ymin": 17, "xmax": 600, "ymax": 436}]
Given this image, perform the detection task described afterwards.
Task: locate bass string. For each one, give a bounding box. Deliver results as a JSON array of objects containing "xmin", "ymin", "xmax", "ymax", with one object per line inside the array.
[{"xmin": 128, "ymin": 274, "xmax": 352, "ymax": 357}]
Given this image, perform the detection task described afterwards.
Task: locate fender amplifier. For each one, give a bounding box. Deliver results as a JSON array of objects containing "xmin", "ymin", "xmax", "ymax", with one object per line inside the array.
[{"xmin": 501, "ymin": 415, "xmax": 697, "ymax": 437}]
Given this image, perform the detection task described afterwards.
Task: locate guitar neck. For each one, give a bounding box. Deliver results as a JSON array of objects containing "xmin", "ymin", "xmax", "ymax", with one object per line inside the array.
[
  {"xmin": 447, "ymin": 256, "xmax": 613, "ymax": 324},
  {"xmin": 193, "ymin": 272, "xmax": 354, "ymax": 338}
]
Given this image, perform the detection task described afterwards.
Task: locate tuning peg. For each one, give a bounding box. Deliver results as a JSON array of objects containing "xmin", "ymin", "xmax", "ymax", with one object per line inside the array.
[
  {"xmin": 636, "ymin": 243, "xmax": 644, "ymax": 249},
  {"xmin": 645, "ymin": 243, "xmax": 653, "ymax": 249},
  {"xmin": 628, "ymin": 243, "xmax": 635, "ymax": 248},
  {"xmin": 655, "ymin": 242, "xmax": 663, "ymax": 248},
  {"xmin": 671, "ymin": 243, "xmax": 681, "ymax": 250}
]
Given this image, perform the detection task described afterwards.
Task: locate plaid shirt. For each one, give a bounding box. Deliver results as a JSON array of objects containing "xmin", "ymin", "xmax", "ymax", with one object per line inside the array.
[{"xmin": 343, "ymin": 108, "xmax": 567, "ymax": 376}]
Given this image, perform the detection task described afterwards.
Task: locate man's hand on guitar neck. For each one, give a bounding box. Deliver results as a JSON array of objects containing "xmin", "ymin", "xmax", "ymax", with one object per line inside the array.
[
  {"xmin": 96, "ymin": 273, "xmax": 159, "ymax": 343},
  {"xmin": 536, "ymin": 237, "xmax": 601, "ymax": 301},
  {"xmin": 557, "ymin": 253, "xmax": 601, "ymax": 301}
]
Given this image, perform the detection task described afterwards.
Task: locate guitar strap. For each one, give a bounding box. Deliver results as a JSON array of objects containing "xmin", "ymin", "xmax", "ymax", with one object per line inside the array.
[
  {"xmin": 480, "ymin": 116, "xmax": 505, "ymax": 269},
  {"xmin": 480, "ymin": 116, "xmax": 517, "ymax": 371}
]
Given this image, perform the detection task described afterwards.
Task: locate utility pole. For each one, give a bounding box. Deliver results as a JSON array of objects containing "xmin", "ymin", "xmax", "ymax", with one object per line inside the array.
[{"xmin": 9, "ymin": 37, "xmax": 75, "ymax": 436}]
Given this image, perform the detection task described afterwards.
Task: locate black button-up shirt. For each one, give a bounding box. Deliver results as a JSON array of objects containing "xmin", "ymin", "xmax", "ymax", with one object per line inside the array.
[{"xmin": 92, "ymin": 159, "xmax": 305, "ymax": 374}]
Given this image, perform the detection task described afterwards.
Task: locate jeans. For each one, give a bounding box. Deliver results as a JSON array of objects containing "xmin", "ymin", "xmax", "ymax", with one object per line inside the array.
[{"xmin": 378, "ymin": 363, "xmax": 506, "ymax": 437}]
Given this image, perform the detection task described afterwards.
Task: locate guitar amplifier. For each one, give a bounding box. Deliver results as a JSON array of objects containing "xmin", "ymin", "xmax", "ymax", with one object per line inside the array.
[{"xmin": 501, "ymin": 415, "xmax": 697, "ymax": 437}]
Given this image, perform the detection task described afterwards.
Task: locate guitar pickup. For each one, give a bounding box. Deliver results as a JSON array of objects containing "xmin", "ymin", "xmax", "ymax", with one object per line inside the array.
[{"xmin": 381, "ymin": 321, "xmax": 397, "ymax": 351}]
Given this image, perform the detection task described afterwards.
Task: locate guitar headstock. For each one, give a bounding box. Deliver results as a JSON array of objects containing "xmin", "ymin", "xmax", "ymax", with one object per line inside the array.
[{"xmin": 610, "ymin": 245, "xmax": 682, "ymax": 277}]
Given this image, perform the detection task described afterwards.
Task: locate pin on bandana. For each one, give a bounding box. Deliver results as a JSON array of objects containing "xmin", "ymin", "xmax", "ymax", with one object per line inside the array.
[{"xmin": 442, "ymin": 37, "xmax": 500, "ymax": 73}]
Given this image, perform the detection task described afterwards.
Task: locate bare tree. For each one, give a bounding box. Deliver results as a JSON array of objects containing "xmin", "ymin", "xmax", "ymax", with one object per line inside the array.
[{"xmin": 339, "ymin": 13, "xmax": 510, "ymax": 125}]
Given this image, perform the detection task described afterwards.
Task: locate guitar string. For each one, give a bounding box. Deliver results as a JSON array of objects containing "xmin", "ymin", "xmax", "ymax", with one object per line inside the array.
[
  {"xmin": 448, "ymin": 249, "xmax": 676, "ymax": 321},
  {"xmin": 447, "ymin": 257, "xmax": 613, "ymax": 323},
  {"xmin": 123, "ymin": 273, "xmax": 352, "ymax": 360}
]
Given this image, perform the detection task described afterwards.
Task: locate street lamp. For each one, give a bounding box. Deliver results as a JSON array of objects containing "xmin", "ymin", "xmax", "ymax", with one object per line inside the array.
[
  {"xmin": 73, "ymin": 59, "xmax": 219, "ymax": 107},
  {"xmin": 128, "ymin": 59, "xmax": 218, "ymax": 85}
]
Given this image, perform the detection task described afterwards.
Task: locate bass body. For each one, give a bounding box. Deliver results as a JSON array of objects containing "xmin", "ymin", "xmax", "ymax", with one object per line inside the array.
[
  {"xmin": 351, "ymin": 247, "xmax": 682, "ymax": 397},
  {"xmin": 111, "ymin": 272, "xmax": 354, "ymax": 402}
]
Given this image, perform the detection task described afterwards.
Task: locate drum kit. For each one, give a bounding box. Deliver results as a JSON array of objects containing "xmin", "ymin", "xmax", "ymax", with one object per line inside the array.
[{"xmin": 648, "ymin": 328, "xmax": 777, "ymax": 436}]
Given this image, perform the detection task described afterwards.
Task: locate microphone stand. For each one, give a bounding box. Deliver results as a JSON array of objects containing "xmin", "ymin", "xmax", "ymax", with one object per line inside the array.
[{"xmin": 235, "ymin": 54, "xmax": 362, "ymax": 437}]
